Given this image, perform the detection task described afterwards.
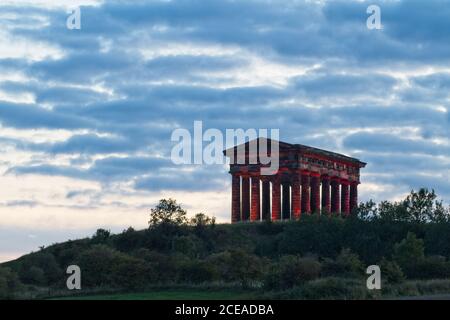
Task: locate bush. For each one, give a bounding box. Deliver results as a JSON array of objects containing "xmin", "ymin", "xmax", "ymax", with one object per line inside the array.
[
  {"xmin": 266, "ymin": 278, "xmax": 368, "ymax": 300},
  {"xmin": 76, "ymin": 244, "xmax": 152, "ymax": 289},
  {"xmin": 406, "ymin": 256, "xmax": 450, "ymax": 279},
  {"xmin": 207, "ymin": 250, "xmax": 266, "ymax": 288},
  {"xmin": 178, "ymin": 261, "xmax": 218, "ymax": 284},
  {"xmin": 264, "ymin": 256, "xmax": 321, "ymax": 290},
  {"xmin": 379, "ymin": 258, "xmax": 405, "ymax": 284},
  {"xmin": 416, "ymin": 279, "xmax": 450, "ymax": 295},
  {"xmin": 172, "ymin": 235, "xmax": 204, "ymax": 258},
  {"xmin": 91, "ymin": 229, "xmax": 111, "ymax": 244},
  {"xmin": 114, "ymin": 227, "xmax": 142, "ymax": 252},
  {"xmin": 20, "ymin": 266, "xmax": 46, "ymax": 286},
  {"xmin": 0, "ymin": 267, "xmax": 22, "ymax": 299},
  {"xmin": 301, "ymin": 277, "xmax": 367, "ymax": 300},
  {"xmin": 393, "ymin": 232, "xmax": 425, "ymax": 269},
  {"xmin": 322, "ymin": 248, "xmax": 364, "ymax": 278},
  {"xmin": 18, "ymin": 252, "xmax": 62, "ymax": 285}
]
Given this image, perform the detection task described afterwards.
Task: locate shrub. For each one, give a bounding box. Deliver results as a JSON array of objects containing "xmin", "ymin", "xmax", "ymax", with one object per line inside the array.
[
  {"xmin": 322, "ymin": 248, "xmax": 364, "ymax": 278},
  {"xmin": 91, "ymin": 229, "xmax": 111, "ymax": 244},
  {"xmin": 393, "ymin": 232, "xmax": 425, "ymax": 267},
  {"xmin": 0, "ymin": 267, "xmax": 22, "ymax": 299},
  {"xmin": 172, "ymin": 235, "xmax": 204, "ymax": 258},
  {"xmin": 406, "ymin": 256, "xmax": 450, "ymax": 279},
  {"xmin": 114, "ymin": 227, "xmax": 142, "ymax": 252},
  {"xmin": 416, "ymin": 279, "xmax": 450, "ymax": 295},
  {"xmin": 264, "ymin": 256, "xmax": 321, "ymax": 290},
  {"xmin": 386, "ymin": 281, "xmax": 420, "ymax": 297},
  {"xmin": 207, "ymin": 250, "xmax": 266, "ymax": 288},
  {"xmin": 18, "ymin": 252, "xmax": 62, "ymax": 285},
  {"xmin": 132, "ymin": 248, "xmax": 180, "ymax": 283},
  {"xmin": 300, "ymin": 277, "xmax": 367, "ymax": 300},
  {"xmin": 178, "ymin": 261, "xmax": 217, "ymax": 284},
  {"xmin": 20, "ymin": 266, "xmax": 46, "ymax": 286},
  {"xmin": 379, "ymin": 258, "xmax": 405, "ymax": 284},
  {"xmin": 76, "ymin": 244, "xmax": 152, "ymax": 289}
]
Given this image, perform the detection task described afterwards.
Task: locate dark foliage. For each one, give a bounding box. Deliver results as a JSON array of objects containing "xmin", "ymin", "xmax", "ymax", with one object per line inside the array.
[{"xmin": 3, "ymin": 189, "xmax": 450, "ymax": 296}]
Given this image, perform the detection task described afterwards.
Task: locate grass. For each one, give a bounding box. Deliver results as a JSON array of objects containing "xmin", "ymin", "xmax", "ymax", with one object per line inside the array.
[{"xmin": 50, "ymin": 288, "xmax": 256, "ymax": 300}]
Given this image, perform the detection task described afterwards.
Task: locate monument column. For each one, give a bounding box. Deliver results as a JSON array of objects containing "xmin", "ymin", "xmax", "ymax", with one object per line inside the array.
[
  {"xmin": 251, "ymin": 176, "xmax": 260, "ymax": 221},
  {"xmin": 350, "ymin": 182, "xmax": 359, "ymax": 213},
  {"xmin": 341, "ymin": 180, "xmax": 350, "ymax": 216},
  {"xmin": 310, "ymin": 173, "xmax": 321, "ymax": 214},
  {"xmin": 331, "ymin": 177, "xmax": 340, "ymax": 214},
  {"xmin": 231, "ymin": 174, "xmax": 241, "ymax": 223},
  {"xmin": 271, "ymin": 175, "xmax": 281, "ymax": 220},
  {"xmin": 321, "ymin": 175, "xmax": 331, "ymax": 214},
  {"xmin": 261, "ymin": 178, "xmax": 271, "ymax": 220},
  {"xmin": 301, "ymin": 171, "xmax": 311, "ymax": 214},
  {"xmin": 291, "ymin": 173, "xmax": 301, "ymax": 219},
  {"xmin": 241, "ymin": 176, "xmax": 250, "ymax": 221},
  {"xmin": 282, "ymin": 180, "xmax": 291, "ymax": 220}
]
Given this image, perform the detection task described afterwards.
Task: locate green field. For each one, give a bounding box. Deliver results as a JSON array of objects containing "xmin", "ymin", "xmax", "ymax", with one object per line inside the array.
[{"xmin": 52, "ymin": 289, "xmax": 255, "ymax": 300}]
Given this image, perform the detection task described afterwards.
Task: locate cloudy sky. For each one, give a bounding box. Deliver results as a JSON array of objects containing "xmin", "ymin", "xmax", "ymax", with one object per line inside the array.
[{"xmin": 1, "ymin": 0, "xmax": 450, "ymax": 262}]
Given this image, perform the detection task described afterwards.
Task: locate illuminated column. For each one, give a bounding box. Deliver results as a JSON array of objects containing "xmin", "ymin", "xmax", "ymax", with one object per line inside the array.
[
  {"xmin": 291, "ymin": 173, "xmax": 301, "ymax": 219},
  {"xmin": 350, "ymin": 182, "xmax": 359, "ymax": 213},
  {"xmin": 231, "ymin": 174, "xmax": 241, "ymax": 223},
  {"xmin": 331, "ymin": 177, "xmax": 340, "ymax": 214},
  {"xmin": 242, "ymin": 176, "xmax": 250, "ymax": 221},
  {"xmin": 321, "ymin": 175, "xmax": 331, "ymax": 214},
  {"xmin": 261, "ymin": 179, "xmax": 271, "ymax": 220},
  {"xmin": 310, "ymin": 174, "xmax": 321, "ymax": 214},
  {"xmin": 301, "ymin": 172, "xmax": 311, "ymax": 214},
  {"xmin": 282, "ymin": 181, "xmax": 291, "ymax": 220},
  {"xmin": 271, "ymin": 175, "xmax": 281, "ymax": 220},
  {"xmin": 341, "ymin": 180, "xmax": 350, "ymax": 216},
  {"xmin": 251, "ymin": 176, "xmax": 260, "ymax": 221}
]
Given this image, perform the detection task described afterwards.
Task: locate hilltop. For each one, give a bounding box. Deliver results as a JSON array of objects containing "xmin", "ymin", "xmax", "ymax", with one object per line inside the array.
[{"xmin": 2, "ymin": 189, "xmax": 450, "ymax": 300}]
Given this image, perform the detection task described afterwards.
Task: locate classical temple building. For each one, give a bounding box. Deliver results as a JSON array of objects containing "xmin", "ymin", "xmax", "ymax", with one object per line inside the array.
[{"xmin": 224, "ymin": 139, "xmax": 366, "ymax": 223}]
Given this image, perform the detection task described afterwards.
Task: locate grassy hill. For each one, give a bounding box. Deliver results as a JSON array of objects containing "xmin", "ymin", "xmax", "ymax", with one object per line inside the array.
[{"xmin": 2, "ymin": 189, "xmax": 450, "ymax": 300}]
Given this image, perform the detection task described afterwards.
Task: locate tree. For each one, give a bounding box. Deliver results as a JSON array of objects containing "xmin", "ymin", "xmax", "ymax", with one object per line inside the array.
[
  {"xmin": 402, "ymin": 188, "xmax": 450, "ymax": 223},
  {"xmin": 393, "ymin": 232, "xmax": 425, "ymax": 268},
  {"xmin": 92, "ymin": 228, "xmax": 111, "ymax": 244},
  {"xmin": 149, "ymin": 199, "xmax": 187, "ymax": 227},
  {"xmin": 190, "ymin": 213, "xmax": 215, "ymax": 227},
  {"xmin": 357, "ymin": 200, "xmax": 378, "ymax": 221},
  {"xmin": 402, "ymin": 188, "xmax": 438, "ymax": 223},
  {"xmin": 115, "ymin": 227, "xmax": 142, "ymax": 252},
  {"xmin": 366, "ymin": 189, "xmax": 450, "ymax": 223}
]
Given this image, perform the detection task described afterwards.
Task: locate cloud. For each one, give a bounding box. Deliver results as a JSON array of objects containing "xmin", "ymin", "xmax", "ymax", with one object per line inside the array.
[
  {"xmin": 0, "ymin": 101, "xmax": 93, "ymax": 129},
  {"xmin": 343, "ymin": 132, "xmax": 450, "ymax": 156},
  {"xmin": 1, "ymin": 0, "xmax": 450, "ymax": 259}
]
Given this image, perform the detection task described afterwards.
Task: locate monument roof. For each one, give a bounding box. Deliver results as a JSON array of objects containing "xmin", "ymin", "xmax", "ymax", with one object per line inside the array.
[{"xmin": 223, "ymin": 138, "xmax": 366, "ymax": 167}]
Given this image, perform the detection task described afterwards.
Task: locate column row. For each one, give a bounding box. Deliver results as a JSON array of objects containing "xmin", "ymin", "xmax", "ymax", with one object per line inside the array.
[{"xmin": 231, "ymin": 173, "xmax": 359, "ymax": 222}]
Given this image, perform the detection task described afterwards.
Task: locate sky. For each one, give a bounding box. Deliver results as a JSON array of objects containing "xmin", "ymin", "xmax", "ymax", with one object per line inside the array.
[{"xmin": 1, "ymin": 0, "xmax": 450, "ymax": 262}]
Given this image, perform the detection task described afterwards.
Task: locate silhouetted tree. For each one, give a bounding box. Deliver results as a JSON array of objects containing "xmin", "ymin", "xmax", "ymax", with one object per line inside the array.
[{"xmin": 149, "ymin": 199, "xmax": 187, "ymax": 227}]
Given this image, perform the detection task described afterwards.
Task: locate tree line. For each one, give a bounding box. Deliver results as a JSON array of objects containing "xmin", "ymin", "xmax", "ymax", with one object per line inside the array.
[{"xmin": 2, "ymin": 188, "xmax": 450, "ymax": 299}]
